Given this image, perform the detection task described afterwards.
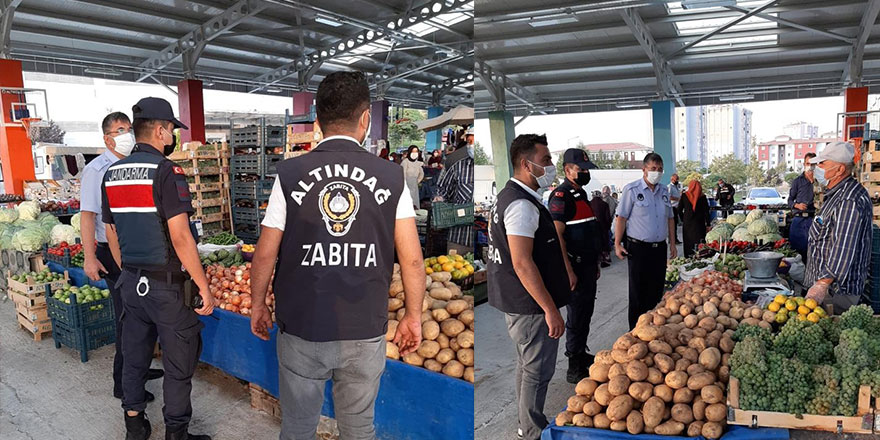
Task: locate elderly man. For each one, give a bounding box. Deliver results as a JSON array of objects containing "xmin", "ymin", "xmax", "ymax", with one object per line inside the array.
[{"xmin": 804, "ymin": 141, "xmax": 872, "ymax": 312}]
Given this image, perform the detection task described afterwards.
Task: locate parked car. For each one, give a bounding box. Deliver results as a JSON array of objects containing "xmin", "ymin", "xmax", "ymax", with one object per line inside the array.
[{"xmin": 744, "ymin": 187, "xmax": 787, "ymax": 209}]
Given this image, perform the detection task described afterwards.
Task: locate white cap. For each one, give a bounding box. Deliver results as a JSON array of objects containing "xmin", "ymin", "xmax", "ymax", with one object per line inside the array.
[{"xmin": 809, "ymin": 141, "xmax": 854, "ymax": 165}]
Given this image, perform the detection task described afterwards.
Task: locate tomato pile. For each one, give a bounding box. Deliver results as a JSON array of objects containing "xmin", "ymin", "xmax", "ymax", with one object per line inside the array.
[
  {"xmin": 47, "ymin": 241, "xmax": 82, "ymax": 257},
  {"xmin": 698, "ymin": 238, "xmax": 788, "ymax": 255},
  {"xmin": 205, "ymin": 263, "xmax": 275, "ymax": 320}
]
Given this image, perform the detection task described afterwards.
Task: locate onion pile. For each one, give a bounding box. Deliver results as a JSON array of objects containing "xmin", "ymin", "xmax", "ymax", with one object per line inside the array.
[
  {"xmin": 206, "ymin": 263, "xmax": 275, "ymax": 321},
  {"xmin": 386, "ymin": 263, "xmax": 475, "ymax": 383}
]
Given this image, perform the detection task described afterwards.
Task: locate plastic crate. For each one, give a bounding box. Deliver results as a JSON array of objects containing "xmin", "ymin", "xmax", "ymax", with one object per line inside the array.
[
  {"xmin": 231, "ymin": 155, "xmax": 261, "ymax": 174},
  {"xmin": 232, "ymin": 179, "xmax": 274, "ymax": 200},
  {"xmin": 263, "ymin": 154, "xmax": 283, "ymax": 175},
  {"xmin": 45, "ymin": 286, "xmax": 114, "ymax": 328},
  {"xmin": 231, "ymin": 126, "xmax": 285, "ymax": 147},
  {"xmin": 431, "ymin": 203, "xmax": 474, "ymax": 229},
  {"xmin": 51, "ymin": 317, "xmax": 115, "ymax": 362}
]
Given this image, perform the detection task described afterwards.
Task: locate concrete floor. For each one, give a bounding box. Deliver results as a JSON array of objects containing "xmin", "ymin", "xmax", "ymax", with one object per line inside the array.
[{"xmin": 0, "ymin": 297, "xmax": 338, "ymax": 440}]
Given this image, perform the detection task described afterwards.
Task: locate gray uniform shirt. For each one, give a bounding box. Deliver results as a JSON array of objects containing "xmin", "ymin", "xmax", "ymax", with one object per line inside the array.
[{"xmin": 616, "ymin": 178, "xmax": 674, "ymax": 243}]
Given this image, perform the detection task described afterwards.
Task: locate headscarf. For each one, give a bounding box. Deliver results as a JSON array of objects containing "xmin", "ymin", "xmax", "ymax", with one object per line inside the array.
[{"xmin": 685, "ymin": 179, "xmax": 703, "ymax": 211}]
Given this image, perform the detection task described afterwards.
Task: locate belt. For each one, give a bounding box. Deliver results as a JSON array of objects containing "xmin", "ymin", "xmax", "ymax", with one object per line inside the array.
[
  {"xmin": 122, "ymin": 266, "xmax": 188, "ymax": 284},
  {"xmin": 627, "ymin": 237, "xmax": 665, "ymax": 248},
  {"xmin": 96, "ymin": 242, "xmax": 110, "ymax": 248},
  {"xmin": 794, "ymin": 212, "xmax": 814, "ymax": 218}
]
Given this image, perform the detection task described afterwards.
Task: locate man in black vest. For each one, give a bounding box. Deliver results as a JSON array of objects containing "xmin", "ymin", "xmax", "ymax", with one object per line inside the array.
[
  {"xmin": 248, "ymin": 71, "xmax": 424, "ymax": 440},
  {"xmin": 102, "ymin": 97, "xmax": 214, "ymax": 440},
  {"xmin": 548, "ymin": 148, "xmax": 601, "ymax": 384},
  {"xmin": 488, "ymin": 134, "xmax": 569, "ymax": 440}
]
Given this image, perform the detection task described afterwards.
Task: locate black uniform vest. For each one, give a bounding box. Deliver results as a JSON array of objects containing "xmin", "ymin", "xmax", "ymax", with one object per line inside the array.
[
  {"xmin": 552, "ymin": 181, "xmax": 601, "ymax": 262},
  {"xmin": 273, "ymin": 139, "xmax": 404, "ymax": 342},
  {"xmin": 488, "ymin": 180, "xmax": 569, "ymax": 314},
  {"xmin": 102, "ymin": 148, "xmax": 176, "ymax": 271}
]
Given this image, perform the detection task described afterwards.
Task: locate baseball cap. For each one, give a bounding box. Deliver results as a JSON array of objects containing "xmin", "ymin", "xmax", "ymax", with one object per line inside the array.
[
  {"xmin": 132, "ymin": 97, "xmax": 188, "ymax": 130},
  {"xmin": 809, "ymin": 141, "xmax": 854, "ymax": 165},
  {"xmin": 563, "ymin": 148, "xmax": 591, "ymax": 169}
]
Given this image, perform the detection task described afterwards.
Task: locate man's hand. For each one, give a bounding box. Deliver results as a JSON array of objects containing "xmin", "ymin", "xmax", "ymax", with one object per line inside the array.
[
  {"xmin": 545, "ymin": 308, "xmax": 565, "ymax": 339},
  {"xmin": 83, "ymin": 257, "xmax": 106, "ymax": 282},
  {"xmin": 669, "ymin": 244, "xmax": 677, "ymax": 259},
  {"xmin": 794, "ymin": 203, "xmax": 807, "ymax": 211},
  {"xmin": 806, "ymin": 280, "xmax": 831, "ymax": 304},
  {"xmin": 596, "ymin": 266, "xmax": 601, "ymax": 280},
  {"xmin": 250, "ymin": 304, "xmax": 274, "ymax": 341},
  {"xmin": 566, "ymin": 266, "xmax": 578, "ymax": 291},
  {"xmin": 194, "ymin": 288, "xmax": 214, "ymax": 316},
  {"xmin": 615, "ymin": 242, "xmax": 628, "ymax": 260},
  {"xmin": 393, "ymin": 313, "xmax": 422, "ymax": 355}
]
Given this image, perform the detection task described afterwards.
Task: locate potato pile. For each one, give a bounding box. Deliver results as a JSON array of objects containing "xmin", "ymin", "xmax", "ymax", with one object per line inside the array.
[
  {"xmin": 556, "ymin": 271, "xmax": 744, "ymax": 439},
  {"xmin": 385, "ymin": 263, "xmax": 475, "ymax": 383}
]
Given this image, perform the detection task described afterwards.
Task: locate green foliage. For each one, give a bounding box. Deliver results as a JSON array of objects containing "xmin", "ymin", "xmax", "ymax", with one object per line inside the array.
[
  {"xmin": 388, "ymin": 108, "xmax": 427, "ymax": 150},
  {"xmin": 33, "ymin": 120, "xmax": 66, "ymax": 144},
  {"xmin": 784, "ymin": 172, "xmax": 800, "ymax": 183},
  {"xmin": 708, "ymin": 154, "xmax": 747, "ymax": 185},
  {"xmin": 474, "ymin": 141, "xmax": 491, "ymax": 166}
]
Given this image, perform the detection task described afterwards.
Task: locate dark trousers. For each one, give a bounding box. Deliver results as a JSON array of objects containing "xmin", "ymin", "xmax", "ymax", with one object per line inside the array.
[
  {"xmin": 789, "ymin": 216, "xmax": 812, "ymax": 265},
  {"xmin": 720, "ymin": 204, "xmax": 733, "ymax": 218},
  {"xmin": 96, "ymin": 243, "xmax": 124, "ymax": 395},
  {"xmin": 564, "ymin": 258, "xmax": 597, "ymax": 357},
  {"xmin": 625, "ymin": 239, "xmax": 667, "ymax": 329},
  {"xmin": 118, "ymin": 270, "xmax": 202, "ymax": 427}
]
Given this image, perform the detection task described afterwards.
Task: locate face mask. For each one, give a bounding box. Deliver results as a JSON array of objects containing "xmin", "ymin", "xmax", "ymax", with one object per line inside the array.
[
  {"xmin": 409, "ymin": 152, "xmax": 418, "ymax": 161},
  {"xmin": 814, "ymin": 165, "xmax": 828, "ymax": 187},
  {"xmin": 528, "ymin": 160, "xmax": 556, "ymax": 190},
  {"xmin": 467, "ymin": 146, "xmax": 474, "ymax": 159},
  {"xmin": 113, "ymin": 132, "xmax": 135, "ymax": 156},
  {"xmin": 575, "ymin": 171, "xmax": 591, "ymax": 186},
  {"xmin": 161, "ymin": 127, "xmax": 176, "ymax": 156},
  {"xmin": 361, "ymin": 112, "xmax": 372, "ymax": 147},
  {"xmin": 646, "ymin": 170, "xmax": 662, "ymax": 185}
]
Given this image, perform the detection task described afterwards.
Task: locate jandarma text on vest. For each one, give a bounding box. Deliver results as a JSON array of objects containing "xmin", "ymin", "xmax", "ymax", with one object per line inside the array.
[
  {"xmin": 301, "ymin": 242, "xmax": 377, "ymax": 267},
  {"xmin": 289, "ymin": 164, "xmax": 392, "ymax": 205}
]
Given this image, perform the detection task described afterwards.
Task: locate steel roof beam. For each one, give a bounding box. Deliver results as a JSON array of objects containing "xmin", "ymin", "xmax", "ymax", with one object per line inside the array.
[
  {"xmin": 667, "ymin": 0, "xmax": 779, "ymax": 59},
  {"xmin": 249, "ymin": 0, "xmax": 468, "ymax": 92},
  {"xmin": 842, "ymin": 0, "xmax": 880, "ymax": 86},
  {"xmin": 724, "ymin": 5, "xmax": 854, "ymax": 44},
  {"xmin": 397, "ymin": 73, "xmax": 474, "ymax": 104},
  {"xmin": 476, "ymin": 58, "xmax": 552, "ymax": 114},
  {"xmin": 0, "ymin": 0, "xmax": 22, "ymax": 58},
  {"xmin": 136, "ymin": 0, "xmax": 268, "ymax": 82},
  {"xmin": 620, "ymin": 8, "xmax": 684, "ymax": 106}
]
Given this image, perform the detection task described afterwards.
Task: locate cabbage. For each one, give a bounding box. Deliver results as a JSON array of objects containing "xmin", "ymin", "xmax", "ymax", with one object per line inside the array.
[
  {"xmin": 0, "ymin": 225, "xmax": 21, "ymax": 249},
  {"xmin": 726, "ymin": 213, "xmax": 746, "ymax": 226},
  {"xmin": 12, "ymin": 219, "xmax": 40, "ymax": 230},
  {"xmin": 748, "ymin": 218, "xmax": 777, "ymax": 235},
  {"xmin": 746, "ymin": 209, "xmax": 764, "ymax": 223},
  {"xmin": 50, "ymin": 224, "xmax": 77, "ymax": 245},
  {"xmin": 706, "ymin": 226, "xmax": 732, "ymax": 243},
  {"xmin": 731, "ymin": 228, "xmax": 756, "ymax": 243},
  {"xmin": 38, "ymin": 212, "xmax": 61, "ymax": 232},
  {"xmin": 757, "ymin": 233, "xmax": 783, "ymax": 244},
  {"xmin": 0, "ymin": 208, "xmax": 18, "ymax": 223},
  {"xmin": 16, "ymin": 201, "xmax": 40, "ymax": 220},
  {"xmin": 71, "ymin": 212, "xmax": 81, "ymax": 233},
  {"xmin": 714, "ymin": 222, "xmax": 734, "ymax": 234},
  {"xmin": 11, "ymin": 227, "xmax": 48, "ymax": 252},
  {"xmin": 735, "ymin": 221, "xmax": 750, "ymax": 230}
]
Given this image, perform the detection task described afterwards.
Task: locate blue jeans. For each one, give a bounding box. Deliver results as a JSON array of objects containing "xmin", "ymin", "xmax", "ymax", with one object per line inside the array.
[{"xmin": 790, "ymin": 216, "xmax": 812, "ymax": 263}]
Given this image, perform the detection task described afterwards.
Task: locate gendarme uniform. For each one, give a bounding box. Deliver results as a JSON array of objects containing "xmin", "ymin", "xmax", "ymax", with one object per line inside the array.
[{"xmin": 261, "ymin": 135, "xmax": 414, "ymax": 438}]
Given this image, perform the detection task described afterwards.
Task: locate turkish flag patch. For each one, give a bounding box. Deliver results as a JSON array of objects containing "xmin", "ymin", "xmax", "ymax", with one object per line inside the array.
[
  {"xmin": 173, "ymin": 166, "xmax": 185, "ymax": 175},
  {"xmin": 555, "ymin": 192, "xmax": 564, "ymax": 197}
]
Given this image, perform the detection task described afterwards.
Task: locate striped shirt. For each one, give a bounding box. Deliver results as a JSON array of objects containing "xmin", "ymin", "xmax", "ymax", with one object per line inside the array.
[
  {"xmin": 437, "ymin": 156, "xmax": 474, "ymax": 246},
  {"xmin": 805, "ymin": 177, "xmax": 872, "ymax": 297}
]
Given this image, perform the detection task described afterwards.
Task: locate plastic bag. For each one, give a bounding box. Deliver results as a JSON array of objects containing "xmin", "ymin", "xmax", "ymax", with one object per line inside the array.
[
  {"xmin": 785, "ymin": 255, "xmax": 805, "ymax": 284},
  {"xmin": 197, "ymin": 242, "xmax": 242, "ymax": 256}
]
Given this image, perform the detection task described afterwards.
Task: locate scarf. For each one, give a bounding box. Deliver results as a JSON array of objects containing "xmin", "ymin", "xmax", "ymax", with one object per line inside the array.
[{"xmin": 685, "ymin": 180, "xmax": 703, "ymax": 211}]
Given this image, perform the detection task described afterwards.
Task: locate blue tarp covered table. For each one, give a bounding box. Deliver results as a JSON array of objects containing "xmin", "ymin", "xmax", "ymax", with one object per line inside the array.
[
  {"xmin": 198, "ymin": 308, "xmax": 475, "ymax": 440},
  {"xmin": 541, "ymin": 425, "xmax": 789, "ymax": 440}
]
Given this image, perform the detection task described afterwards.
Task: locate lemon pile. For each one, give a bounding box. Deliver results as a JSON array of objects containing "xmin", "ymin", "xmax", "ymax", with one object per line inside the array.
[
  {"xmin": 425, "ymin": 253, "xmax": 475, "ymax": 280},
  {"xmin": 766, "ymin": 294, "xmax": 827, "ymax": 324}
]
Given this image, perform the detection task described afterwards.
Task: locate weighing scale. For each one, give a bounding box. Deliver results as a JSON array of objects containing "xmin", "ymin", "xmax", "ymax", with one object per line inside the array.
[{"xmin": 741, "ymin": 271, "xmax": 790, "ymax": 302}]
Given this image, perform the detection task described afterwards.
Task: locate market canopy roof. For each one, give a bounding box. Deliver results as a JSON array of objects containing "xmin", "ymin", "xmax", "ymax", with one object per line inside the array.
[
  {"xmin": 0, "ymin": 0, "xmax": 474, "ymax": 109},
  {"xmin": 415, "ymin": 104, "xmax": 473, "ymax": 131},
  {"xmin": 474, "ymin": 0, "xmax": 880, "ymax": 117}
]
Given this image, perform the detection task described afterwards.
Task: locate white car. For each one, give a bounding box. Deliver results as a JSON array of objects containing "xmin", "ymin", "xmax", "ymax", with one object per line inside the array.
[{"xmin": 744, "ymin": 187, "xmax": 786, "ymax": 208}]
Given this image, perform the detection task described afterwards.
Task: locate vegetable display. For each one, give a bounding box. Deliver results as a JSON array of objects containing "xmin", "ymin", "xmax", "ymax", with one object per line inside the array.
[
  {"xmin": 49, "ymin": 224, "xmax": 77, "ymax": 246},
  {"xmin": 387, "ymin": 256, "xmax": 475, "ymax": 383},
  {"xmin": 201, "ymin": 232, "xmax": 240, "ymax": 246},
  {"xmin": 200, "ymin": 249, "xmax": 244, "ymax": 267},
  {"xmin": 12, "ymin": 227, "xmax": 49, "ymax": 252},
  {"xmin": 205, "ymin": 263, "xmax": 274, "ymax": 319},
  {"xmin": 46, "ymin": 241, "xmax": 83, "ymax": 258},
  {"xmin": 713, "ymin": 255, "xmax": 746, "ymax": 279},
  {"xmin": 424, "ymin": 253, "xmax": 475, "ymax": 282},
  {"xmin": 556, "ymin": 271, "xmax": 743, "ymax": 438},
  {"xmin": 71, "ymin": 212, "xmax": 81, "ymax": 233},
  {"xmin": 51, "ymin": 283, "xmax": 110, "ymax": 308},
  {"xmin": 0, "ymin": 208, "xmax": 19, "ymax": 223},
  {"xmin": 16, "ymin": 201, "xmax": 40, "ymax": 220},
  {"xmin": 10, "ymin": 268, "xmax": 64, "ymax": 283}
]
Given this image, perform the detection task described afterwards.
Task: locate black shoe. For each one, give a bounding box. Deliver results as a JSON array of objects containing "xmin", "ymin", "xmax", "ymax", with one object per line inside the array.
[
  {"xmin": 147, "ymin": 369, "xmax": 164, "ymax": 381},
  {"xmin": 600, "ymin": 261, "xmax": 611, "ymax": 268},
  {"xmin": 115, "ymin": 391, "xmax": 155, "ymax": 403},
  {"xmin": 124, "ymin": 411, "xmax": 152, "ymax": 440},
  {"xmin": 566, "ymin": 353, "xmax": 590, "ymax": 384},
  {"xmin": 165, "ymin": 424, "xmax": 211, "ymax": 440}
]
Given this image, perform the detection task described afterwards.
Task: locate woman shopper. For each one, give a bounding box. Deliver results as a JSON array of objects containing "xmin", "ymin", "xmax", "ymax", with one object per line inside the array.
[
  {"xmin": 401, "ymin": 145, "xmax": 425, "ymax": 209},
  {"xmin": 680, "ymin": 179, "xmax": 711, "ymax": 257}
]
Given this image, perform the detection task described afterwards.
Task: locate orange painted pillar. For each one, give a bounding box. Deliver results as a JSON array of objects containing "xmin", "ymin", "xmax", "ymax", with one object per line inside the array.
[
  {"xmin": 0, "ymin": 59, "xmax": 35, "ymax": 195},
  {"xmin": 844, "ymin": 87, "xmax": 868, "ymax": 141},
  {"xmin": 178, "ymin": 79, "xmax": 205, "ymax": 143}
]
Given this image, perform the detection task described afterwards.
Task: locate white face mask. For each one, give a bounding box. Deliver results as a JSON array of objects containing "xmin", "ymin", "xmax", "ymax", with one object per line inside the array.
[
  {"xmin": 646, "ymin": 170, "xmax": 662, "ymax": 185},
  {"xmin": 528, "ymin": 160, "xmax": 557, "ymax": 190},
  {"xmin": 361, "ymin": 112, "xmax": 372, "ymax": 147},
  {"xmin": 112, "ymin": 132, "xmax": 135, "ymax": 156},
  {"xmin": 409, "ymin": 152, "xmax": 418, "ymax": 160}
]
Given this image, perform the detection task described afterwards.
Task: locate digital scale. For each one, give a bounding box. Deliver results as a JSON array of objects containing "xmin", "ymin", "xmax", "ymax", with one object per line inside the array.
[{"xmin": 742, "ymin": 271, "xmax": 790, "ymax": 302}]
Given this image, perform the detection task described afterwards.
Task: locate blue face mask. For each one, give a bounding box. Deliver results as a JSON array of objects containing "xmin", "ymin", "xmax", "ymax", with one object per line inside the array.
[{"xmin": 813, "ymin": 165, "xmax": 828, "ymax": 187}]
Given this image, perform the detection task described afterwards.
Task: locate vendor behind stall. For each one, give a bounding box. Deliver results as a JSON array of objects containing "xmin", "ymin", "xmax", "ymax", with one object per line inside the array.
[
  {"xmin": 804, "ymin": 141, "xmax": 872, "ymax": 312},
  {"xmin": 788, "ymin": 152, "xmax": 816, "ymax": 264}
]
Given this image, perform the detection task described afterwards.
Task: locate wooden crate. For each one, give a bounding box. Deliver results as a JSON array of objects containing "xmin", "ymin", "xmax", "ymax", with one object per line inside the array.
[
  {"xmin": 15, "ymin": 300, "xmax": 48, "ymax": 322},
  {"xmin": 7, "ymin": 270, "xmax": 67, "ymax": 295},
  {"xmin": 248, "ymin": 383, "xmax": 281, "ymax": 420},
  {"xmin": 17, "ymin": 312, "xmax": 52, "ymax": 341},
  {"xmin": 9, "ymin": 289, "xmax": 47, "ymax": 309},
  {"xmin": 727, "ymin": 377, "xmax": 875, "ymax": 434},
  {"xmin": 289, "ymin": 131, "xmax": 317, "ymax": 144}
]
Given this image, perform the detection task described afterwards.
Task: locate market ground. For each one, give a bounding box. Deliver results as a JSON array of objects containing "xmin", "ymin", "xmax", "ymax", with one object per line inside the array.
[
  {"xmin": 0, "ymin": 308, "xmax": 339, "ymax": 440},
  {"xmin": 474, "ymin": 239, "xmax": 875, "ymax": 440}
]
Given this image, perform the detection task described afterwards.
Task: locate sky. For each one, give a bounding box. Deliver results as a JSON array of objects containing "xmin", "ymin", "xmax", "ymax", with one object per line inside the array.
[{"xmin": 474, "ymin": 95, "xmax": 880, "ymax": 160}]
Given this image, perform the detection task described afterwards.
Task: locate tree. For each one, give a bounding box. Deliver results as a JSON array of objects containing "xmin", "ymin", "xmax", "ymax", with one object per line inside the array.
[
  {"xmin": 745, "ymin": 153, "xmax": 765, "ymax": 187},
  {"xmin": 708, "ymin": 154, "xmax": 747, "ymax": 185},
  {"xmin": 675, "ymin": 160, "xmax": 706, "ymax": 179},
  {"xmin": 388, "ymin": 108, "xmax": 427, "ymax": 150},
  {"xmin": 611, "ymin": 156, "xmax": 632, "ymax": 169},
  {"xmin": 784, "ymin": 172, "xmax": 800, "ymax": 183},
  {"xmin": 474, "ymin": 141, "xmax": 491, "ymax": 165},
  {"xmin": 33, "ymin": 120, "xmax": 65, "ymax": 144}
]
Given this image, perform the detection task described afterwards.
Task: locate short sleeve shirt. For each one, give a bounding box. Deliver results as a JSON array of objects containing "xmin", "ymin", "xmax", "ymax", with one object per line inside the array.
[
  {"xmin": 616, "ymin": 178, "xmax": 673, "ymax": 243},
  {"xmin": 668, "ymin": 183, "xmax": 681, "ymax": 208},
  {"xmin": 80, "ymin": 150, "xmax": 118, "ymax": 242},
  {"xmin": 503, "ymin": 178, "xmax": 542, "ymax": 238}
]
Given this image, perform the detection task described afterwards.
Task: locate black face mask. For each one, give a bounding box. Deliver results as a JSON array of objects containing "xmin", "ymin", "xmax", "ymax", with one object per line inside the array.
[
  {"xmin": 163, "ymin": 129, "xmax": 177, "ymax": 156},
  {"xmin": 575, "ymin": 171, "xmax": 591, "ymax": 186}
]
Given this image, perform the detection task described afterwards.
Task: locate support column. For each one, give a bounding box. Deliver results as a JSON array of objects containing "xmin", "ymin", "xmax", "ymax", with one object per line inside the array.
[
  {"xmin": 844, "ymin": 87, "xmax": 868, "ymax": 141},
  {"xmin": 177, "ymin": 79, "xmax": 205, "ymax": 143},
  {"xmin": 489, "ymin": 110, "xmax": 515, "ymax": 188},
  {"xmin": 425, "ymin": 106, "xmax": 443, "ymax": 152},
  {"xmin": 291, "ymin": 91, "xmax": 314, "ymax": 134},
  {"xmin": 0, "ymin": 59, "xmax": 34, "ymax": 195},
  {"xmin": 370, "ymin": 99, "xmax": 389, "ymax": 147},
  {"xmin": 651, "ymin": 100, "xmax": 675, "ymax": 185}
]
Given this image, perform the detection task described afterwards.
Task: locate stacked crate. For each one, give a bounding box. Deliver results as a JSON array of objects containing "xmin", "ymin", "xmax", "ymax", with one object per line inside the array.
[
  {"xmin": 230, "ymin": 124, "xmax": 285, "ymax": 243},
  {"xmin": 285, "ymin": 130, "xmax": 318, "ymax": 158},
  {"xmin": 171, "ymin": 142, "xmax": 233, "ymax": 236},
  {"xmin": 7, "ymin": 270, "xmax": 67, "ymax": 341},
  {"xmin": 45, "ymin": 283, "xmax": 116, "ymax": 362},
  {"xmin": 860, "ymin": 140, "xmax": 880, "ymax": 227}
]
